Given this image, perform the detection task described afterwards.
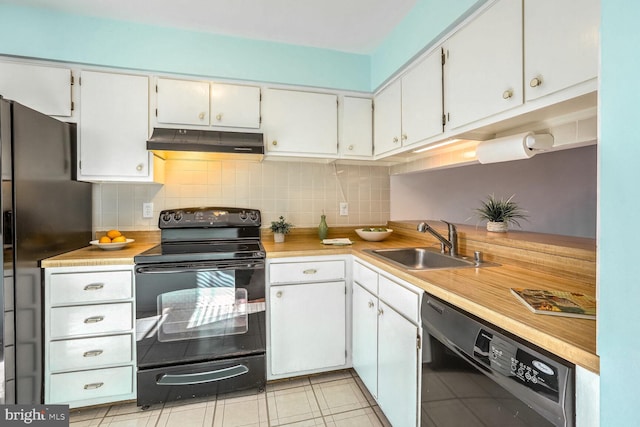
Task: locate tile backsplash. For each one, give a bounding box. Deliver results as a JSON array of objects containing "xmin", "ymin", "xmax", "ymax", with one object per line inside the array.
[{"xmin": 92, "ymin": 159, "xmax": 391, "ymax": 232}]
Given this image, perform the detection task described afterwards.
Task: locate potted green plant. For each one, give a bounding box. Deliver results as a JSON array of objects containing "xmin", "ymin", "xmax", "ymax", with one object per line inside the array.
[
  {"xmin": 475, "ymin": 194, "xmax": 528, "ymax": 232},
  {"xmin": 270, "ymin": 216, "xmax": 293, "ymax": 242}
]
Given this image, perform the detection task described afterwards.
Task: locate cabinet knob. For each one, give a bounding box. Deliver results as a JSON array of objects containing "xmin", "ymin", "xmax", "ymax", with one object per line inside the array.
[
  {"xmin": 401, "ymin": 134, "xmax": 407, "ymax": 141},
  {"xmin": 378, "ymin": 308, "xmax": 384, "ymax": 316},
  {"xmin": 272, "ymin": 140, "xmax": 278, "ymax": 146},
  {"xmin": 348, "ymin": 145, "xmax": 354, "ymax": 151},
  {"xmin": 393, "ymin": 137, "xmax": 399, "ymax": 144},
  {"xmin": 198, "ymin": 112, "xmax": 206, "ymax": 120},
  {"xmin": 530, "ymin": 76, "xmax": 543, "ymax": 88},
  {"xmin": 368, "ymin": 301, "xmax": 374, "ymax": 308},
  {"xmin": 136, "ymin": 163, "xmax": 143, "ymax": 172},
  {"xmin": 216, "ymin": 113, "xmax": 223, "ymax": 121},
  {"xmin": 276, "ymin": 291, "xmax": 283, "ymax": 298},
  {"xmin": 502, "ymin": 89, "xmax": 513, "ymax": 99}
]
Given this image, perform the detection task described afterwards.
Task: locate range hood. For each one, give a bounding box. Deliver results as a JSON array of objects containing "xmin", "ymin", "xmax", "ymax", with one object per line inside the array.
[{"xmin": 147, "ymin": 128, "xmax": 264, "ymax": 161}]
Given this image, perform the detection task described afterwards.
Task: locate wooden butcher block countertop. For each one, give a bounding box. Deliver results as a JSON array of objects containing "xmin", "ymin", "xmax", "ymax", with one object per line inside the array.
[{"xmin": 41, "ymin": 223, "xmax": 599, "ymax": 373}]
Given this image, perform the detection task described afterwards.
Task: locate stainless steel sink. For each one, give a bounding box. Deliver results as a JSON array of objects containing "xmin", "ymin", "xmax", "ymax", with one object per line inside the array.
[{"xmin": 364, "ymin": 247, "xmax": 483, "ymax": 271}]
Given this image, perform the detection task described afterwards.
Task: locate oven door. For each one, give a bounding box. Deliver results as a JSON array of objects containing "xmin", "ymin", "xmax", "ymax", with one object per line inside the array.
[{"xmin": 135, "ymin": 259, "xmax": 265, "ymax": 369}]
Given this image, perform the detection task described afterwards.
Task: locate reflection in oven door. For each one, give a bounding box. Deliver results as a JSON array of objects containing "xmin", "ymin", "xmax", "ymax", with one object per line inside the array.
[{"xmin": 135, "ymin": 260, "xmax": 265, "ymax": 405}]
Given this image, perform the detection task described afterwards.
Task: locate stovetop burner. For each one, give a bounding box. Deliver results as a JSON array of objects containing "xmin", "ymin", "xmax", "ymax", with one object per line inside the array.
[{"xmin": 135, "ymin": 239, "xmax": 265, "ymax": 264}]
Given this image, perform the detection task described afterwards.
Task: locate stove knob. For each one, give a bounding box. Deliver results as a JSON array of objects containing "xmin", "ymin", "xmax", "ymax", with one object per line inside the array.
[
  {"xmin": 239, "ymin": 211, "xmax": 249, "ymax": 221},
  {"xmin": 174, "ymin": 211, "xmax": 183, "ymax": 221},
  {"xmin": 249, "ymin": 211, "xmax": 259, "ymax": 222},
  {"xmin": 161, "ymin": 212, "xmax": 172, "ymax": 222}
]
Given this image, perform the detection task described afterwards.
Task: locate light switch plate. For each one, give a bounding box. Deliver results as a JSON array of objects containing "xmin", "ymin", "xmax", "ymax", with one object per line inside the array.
[
  {"xmin": 143, "ymin": 202, "xmax": 154, "ymax": 218},
  {"xmin": 339, "ymin": 202, "xmax": 348, "ymax": 216}
]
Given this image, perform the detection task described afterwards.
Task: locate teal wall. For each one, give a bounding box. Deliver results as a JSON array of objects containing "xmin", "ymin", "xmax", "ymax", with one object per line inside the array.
[
  {"xmin": 370, "ymin": 0, "xmax": 483, "ymax": 89},
  {"xmin": 599, "ymin": 0, "xmax": 639, "ymax": 424},
  {"xmin": 0, "ymin": 2, "xmax": 482, "ymax": 93},
  {"xmin": 0, "ymin": 4, "xmax": 371, "ymax": 92}
]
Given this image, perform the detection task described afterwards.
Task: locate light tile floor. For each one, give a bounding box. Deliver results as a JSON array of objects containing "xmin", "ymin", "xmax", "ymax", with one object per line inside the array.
[{"xmin": 69, "ymin": 370, "xmax": 391, "ymax": 427}]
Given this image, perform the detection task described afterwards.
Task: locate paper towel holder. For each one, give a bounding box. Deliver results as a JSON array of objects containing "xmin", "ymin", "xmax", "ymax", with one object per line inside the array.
[
  {"xmin": 476, "ymin": 131, "xmax": 555, "ymax": 164},
  {"xmin": 524, "ymin": 133, "xmax": 554, "ymax": 151}
]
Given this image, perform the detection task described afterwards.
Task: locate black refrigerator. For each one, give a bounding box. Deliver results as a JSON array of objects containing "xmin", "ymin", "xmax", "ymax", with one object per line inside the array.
[{"xmin": 0, "ymin": 98, "xmax": 92, "ymax": 404}]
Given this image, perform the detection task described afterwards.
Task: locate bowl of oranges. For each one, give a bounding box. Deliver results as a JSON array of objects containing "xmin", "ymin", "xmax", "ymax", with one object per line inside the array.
[{"xmin": 90, "ymin": 230, "xmax": 134, "ymax": 250}]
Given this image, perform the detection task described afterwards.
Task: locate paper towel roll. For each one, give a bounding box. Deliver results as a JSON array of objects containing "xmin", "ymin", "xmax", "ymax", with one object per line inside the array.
[{"xmin": 476, "ymin": 132, "xmax": 536, "ymax": 164}]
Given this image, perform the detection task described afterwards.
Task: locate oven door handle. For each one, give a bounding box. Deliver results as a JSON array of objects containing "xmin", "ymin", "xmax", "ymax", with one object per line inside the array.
[
  {"xmin": 156, "ymin": 364, "xmax": 249, "ymax": 386},
  {"xmin": 136, "ymin": 261, "xmax": 264, "ymax": 274}
]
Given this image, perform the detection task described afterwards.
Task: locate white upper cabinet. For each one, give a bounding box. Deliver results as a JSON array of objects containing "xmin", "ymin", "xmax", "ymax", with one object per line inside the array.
[
  {"xmin": 262, "ymin": 88, "xmax": 338, "ymax": 157},
  {"xmin": 156, "ymin": 78, "xmax": 210, "ymax": 126},
  {"xmin": 373, "ymin": 80, "xmax": 402, "ymax": 156},
  {"xmin": 0, "ymin": 62, "xmax": 73, "ymax": 117},
  {"xmin": 374, "ymin": 49, "xmax": 443, "ymax": 156},
  {"xmin": 444, "ymin": 0, "xmax": 523, "ymax": 130},
  {"xmin": 401, "ymin": 49, "xmax": 444, "ymax": 147},
  {"xmin": 210, "ymin": 83, "xmax": 260, "ymax": 128},
  {"xmin": 155, "ymin": 78, "xmax": 260, "ymax": 128},
  {"xmin": 524, "ymin": 0, "xmax": 599, "ymax": 101},
  {"xmin": 340, "ymin": 96, "xmax": 373, "ymax": 158},
  {"xmin": 79, "ymin": 71, "xmax": 158, "ymax": 182}
]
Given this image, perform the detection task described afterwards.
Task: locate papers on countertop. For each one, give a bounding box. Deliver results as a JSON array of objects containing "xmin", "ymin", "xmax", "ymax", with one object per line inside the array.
[{"xmin": 322, "ymin": 238, "xmax": 352, "ymax": 245}]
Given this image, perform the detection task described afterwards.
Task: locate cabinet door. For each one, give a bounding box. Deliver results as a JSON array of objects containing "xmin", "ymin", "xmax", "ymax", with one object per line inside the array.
[
  {"xmin": 0, "ymin": 62, "xmax": 72, "ymax": 117},
  {"xmin": 210, "ymin": 83, "xmax": 260, "ymax": 128},
  {"xmin": 444, "ymin": 0, "xmax": 523, "ymax": 129},
  {"xmin": 263, "ymin": 89, "xmax": 338, "ymax": 156},
  {"xmin": 340, "ymin": 97, "xmax": 372, "ymax": 158},
  {"xmin": 373, "ymin": 80, "xmax": 401, "ymax": 156},
  {"xmin": 270, "ymin": 281, "xmax": 346, "ymax": 375},
  {"xmin": 79, "ymin": 71, "xmax": 151, "ymax": 180},
  {"xmin": 524, "ymin": 0, "xmax": 599, "ymax": 101},
  {"xmin": 352, "ymin": 283, "xmax": 378, "ymax": 399},
  {"xmin": 156, "ymin": 78, "xmax": 210, "ymax": 125},
  {"xmin": 377, "ymin": 301, "xmax": 419, "ymax": 427},
  {"xmin": 401, "ymin": 49, "xmax": 443, "ymax": 146}
]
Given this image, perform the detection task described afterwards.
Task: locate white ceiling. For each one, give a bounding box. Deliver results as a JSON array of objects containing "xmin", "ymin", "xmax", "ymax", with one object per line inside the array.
[{"xmin": 10, "ymin": 0, "xmax": 418, "ymax": 54}]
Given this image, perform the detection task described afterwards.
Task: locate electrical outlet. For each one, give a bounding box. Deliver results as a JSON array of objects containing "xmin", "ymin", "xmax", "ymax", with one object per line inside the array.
[
  {"xmin": 143, "ymin": 202, "xmax": 154, "ymax": 218},
  {"xmin": 339, "ymin": 202, "xmax": 349, "ymax": 216}
]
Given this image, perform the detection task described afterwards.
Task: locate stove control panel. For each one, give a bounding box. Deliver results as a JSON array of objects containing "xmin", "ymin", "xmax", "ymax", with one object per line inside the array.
[{"xmin": 159, "ymin": 207, "xmax": 261, "ymax": 228}]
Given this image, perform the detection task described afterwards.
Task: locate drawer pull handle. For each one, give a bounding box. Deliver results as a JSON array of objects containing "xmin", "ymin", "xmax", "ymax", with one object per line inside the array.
[
  {"xmin": 83, "ymin": 350, "xmax": 104, "ymax": 357},
  {"xmin": 83, "ymin": 382, "xmax": 104, "ymax": 390},
  {"xmin": 303, "ymin": 269, "xmax": 318, "ymax": 275},
  {"xmin": 84, "ymin": 283, "xmax": 104, "ymax": 291},
  {"xmin": 84, "ymin": 316, "xmax": 105, "ymax": 324}
]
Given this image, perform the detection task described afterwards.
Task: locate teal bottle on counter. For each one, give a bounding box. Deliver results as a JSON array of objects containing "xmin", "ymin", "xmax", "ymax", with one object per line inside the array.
[{"xmin": 318, "ymin": 214, "xmax": 329, "ymax": 240}]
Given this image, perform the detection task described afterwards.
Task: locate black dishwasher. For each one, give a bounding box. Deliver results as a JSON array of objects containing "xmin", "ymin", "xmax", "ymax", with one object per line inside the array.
[{"xmin": 421, "ymin": 293, "xmax": 574, "ymax": 427}]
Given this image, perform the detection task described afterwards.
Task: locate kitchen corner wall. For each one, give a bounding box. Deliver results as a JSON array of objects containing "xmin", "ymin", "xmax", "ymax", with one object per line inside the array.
[
  {"xmin": 92, "ymin": 159, "xmax": 391, "ymax": 232},
  {"xmin": 390, "ymin": 145, "xmax": 597, "ymax": 238}
]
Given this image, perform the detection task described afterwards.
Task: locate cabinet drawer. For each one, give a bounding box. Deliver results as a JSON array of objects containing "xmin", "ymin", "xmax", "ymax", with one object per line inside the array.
[
  {"xmin": 378, "ymin": 276, "xmax": 421, "ymax": 323},
  {"xmin": 50, "ymin": 303, "xmax": 133, "ymax": 339},
  {"xmin": 49, "ymin": 270, "xmax": 133, "ymax": 305},
  {"xmin": 48, "ymin": 366, "xmax": 133, "ymax": 404},
  {"xmin": 270, "ymin": 260, "xmax": 345, "ymax": 284},
  {"xmin": 353, "ymin": 261, "xmax": 378, "ymax": 294},
  {"xmin": 49, "ymin": 334, "xmax": 134, "ymax": 372}
]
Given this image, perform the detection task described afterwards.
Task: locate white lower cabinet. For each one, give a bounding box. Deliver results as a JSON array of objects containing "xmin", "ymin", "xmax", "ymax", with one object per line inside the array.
[
  {"xmin": 44, "ymin": 265, "xmax": 136, "ymax": 408},
  {"xmin": 352, "ymin": 258, "xmax": 422, "ymax": 427},
  {"xmin": 267, "ymin": 256, "xmax": 348, "ymax": 379}
]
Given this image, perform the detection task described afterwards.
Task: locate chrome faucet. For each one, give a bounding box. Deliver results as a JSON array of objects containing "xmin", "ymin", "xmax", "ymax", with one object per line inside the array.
[{"xmin": 417, "ymin": 220, "xmax": 458, "ymax": 256}]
